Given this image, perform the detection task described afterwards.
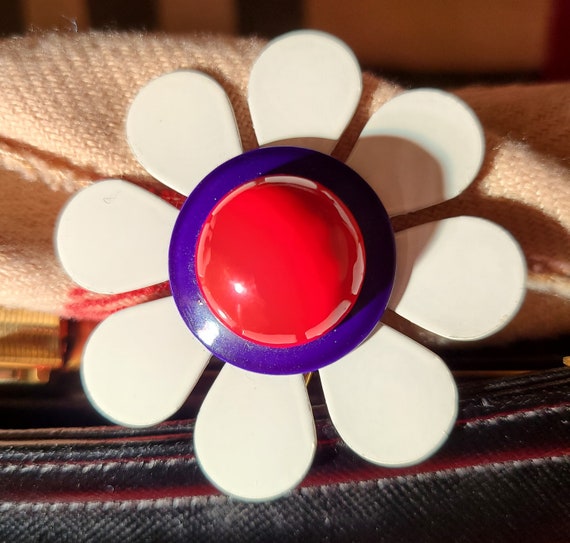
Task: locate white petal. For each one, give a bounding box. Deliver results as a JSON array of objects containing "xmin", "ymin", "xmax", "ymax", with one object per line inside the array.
[
  {"xmin": 348, "ymin": 89, "xmax": 484, "ymax": 215},
  {"xmin": 55, "ymin": 179, "xmax": 178, "ymax": 294},
  {"xmin": 390, "ymin": 216, "xmax": 527, "ymax": 340},
  {"xmin": 195, "ymin": 365, "xmax": 316, "ymax": 502},
  {"xmin": 248, "ymin": 30, "xmax": 361, "ymax": 150},
  {"xmin": 126, "ymin": 70, "xmax": 242, "ymax": 196},
  {"xmin": 82, "ymin": 297, "xmax": 210, "ymax": 427},
  {"xmin": 320, "ymin": 325, "xmax": 457, "ymax": 466}
]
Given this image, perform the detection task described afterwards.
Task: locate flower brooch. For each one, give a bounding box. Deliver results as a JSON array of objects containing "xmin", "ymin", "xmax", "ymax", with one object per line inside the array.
[{"xmin": 55, "ymin": 31, "xmax": 526, "ymax": 501}]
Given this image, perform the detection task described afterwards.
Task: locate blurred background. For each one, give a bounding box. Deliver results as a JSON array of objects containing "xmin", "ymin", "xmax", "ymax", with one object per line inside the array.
[{"xmin": 0, "ymin": 0, "xmax": 568, "ymax": 84}]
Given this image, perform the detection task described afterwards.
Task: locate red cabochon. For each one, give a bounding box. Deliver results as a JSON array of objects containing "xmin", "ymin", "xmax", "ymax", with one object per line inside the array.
[{"xmin": 196, "ymin": 176, "xmax": 365, "ymax": 347}]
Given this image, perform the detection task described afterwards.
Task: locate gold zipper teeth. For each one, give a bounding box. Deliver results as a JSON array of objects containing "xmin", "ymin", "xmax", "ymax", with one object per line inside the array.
[{"xmin": 0, "ymin": 307, "xmax": 64, "ymax": 384}]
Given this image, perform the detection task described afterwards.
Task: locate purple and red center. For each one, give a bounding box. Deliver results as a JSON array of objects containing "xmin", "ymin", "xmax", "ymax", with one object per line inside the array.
[{"xmin": 169, "ymin": 147, "xmax": 395, "ymax": 375}]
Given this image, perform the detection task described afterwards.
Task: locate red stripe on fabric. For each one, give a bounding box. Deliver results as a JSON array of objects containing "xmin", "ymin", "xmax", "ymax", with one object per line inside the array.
[
  {"xmin": 1, "ymin": 403, "xmax": 568, "ymax": 501},
  {"xmin": 0, "ymin": 485, "xmax": 217, "ymax": 504},
  {"xmin": 455, "ymin": 401, "xmax": 570, "ymax": 426},
  {"xmin": 142, "ymin": 183, "xmax": 187, "ymax": 210},
  {"xmin": 302, "ymin": 445, "xmax": 570, "ymax": 489},
  {"xmin": 2, "ymin": 448, "xmax": 568, "ymax": 504},
  {"xmin": 63, "ymin": 283, "xmax": 171, "ymax": 321},
  {"xmin": 0, "ymin": 453, "xmax": 197, "ymax": 472}
]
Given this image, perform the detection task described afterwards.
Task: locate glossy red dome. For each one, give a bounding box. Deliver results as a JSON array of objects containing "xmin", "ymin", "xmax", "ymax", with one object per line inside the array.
[{"xmin": 195, "ymin": 176, "xmax": 365, "ymax": 347}]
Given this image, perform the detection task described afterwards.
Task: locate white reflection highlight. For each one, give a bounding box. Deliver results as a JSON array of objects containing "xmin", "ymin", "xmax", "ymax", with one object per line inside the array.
[
  {"xmin": 233, "ymin": 282, "xmax": 246, "ymax": 295},
  {"xmin": 197, "ymin": 320, "xmax": 220, "ymax": 346}
]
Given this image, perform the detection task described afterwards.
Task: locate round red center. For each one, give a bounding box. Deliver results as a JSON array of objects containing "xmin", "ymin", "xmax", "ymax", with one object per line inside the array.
[{"xmin": 195, "ymin": 176, "xmax": 365, "ymax": 347}]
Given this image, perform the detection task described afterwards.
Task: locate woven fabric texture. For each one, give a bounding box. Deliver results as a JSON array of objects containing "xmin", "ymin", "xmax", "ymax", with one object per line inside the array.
[
  {"xmin": 0, "ymin": 368, "xmax": 569, "ymax": 542},
  {"xmin": 0, "ymin": 32, "xmax": 568, "ymax": 344}
]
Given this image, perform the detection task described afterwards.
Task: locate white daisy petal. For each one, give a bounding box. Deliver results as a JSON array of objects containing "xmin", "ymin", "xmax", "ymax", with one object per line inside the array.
[
  {"xmin": 82, "ymin": 297, "xmax": 210, "ymax": 427},
  {"xmin": 194, "ymin": 365, "xmax": 316, "ymax": 502},
  {"xmin": 126, "ymin": 70, "xmax": 242, "ymax": 196},
  {"xmin": 348, "ymin": 89, "xmax": 484, "ymax": 215},
  {"xmin": 248, "ymin": 30, "xmax": 361, "ymax": 150},
  {"xmin": 320, "ymin": 325, "xmax": 457, "ymax": 466},
  {"xmin": 55, "ymin": 179, "xmax": 178, "ymax": 294},
  {"xmin": 390, "ymin": 216, "xmax": 527, "ymax": 340}
]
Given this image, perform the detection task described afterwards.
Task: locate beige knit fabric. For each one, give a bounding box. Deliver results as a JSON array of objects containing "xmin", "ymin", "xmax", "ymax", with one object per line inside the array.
[{"xmin": 0, "ymin": 32, "xmax": 568, "ymax": 345}]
